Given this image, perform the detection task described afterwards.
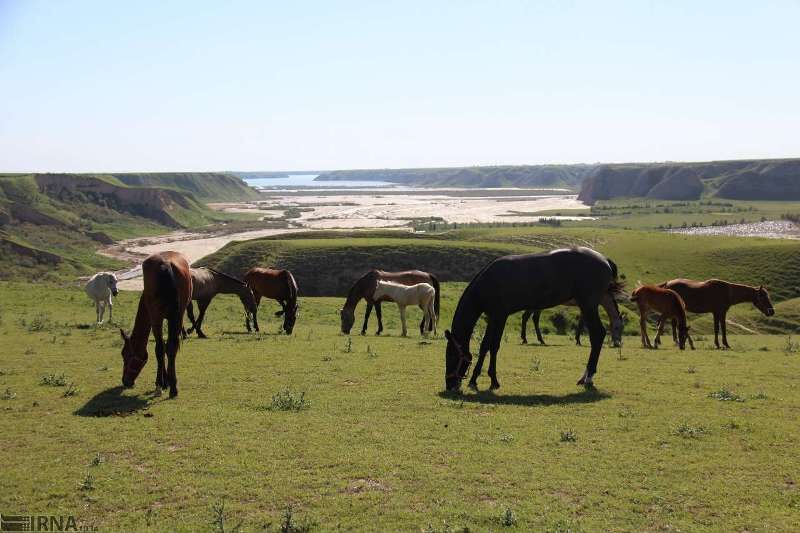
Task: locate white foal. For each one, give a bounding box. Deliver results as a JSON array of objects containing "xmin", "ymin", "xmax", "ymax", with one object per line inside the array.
[
  {"xmin": 85, "ymin": 272, "xmax": 119, "ymax": 324},
  {"xmin": 373, "ymin": 280, "xmax": 437, "ymax": 337}
]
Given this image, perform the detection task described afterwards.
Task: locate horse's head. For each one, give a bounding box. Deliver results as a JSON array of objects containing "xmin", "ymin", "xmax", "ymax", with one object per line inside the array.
[
  {"xmin": 610, "ymin": 318, "xmax": 624, "ymax": 348},
  {"xmin": 107, "ymin": 273, "xmax": 119, "ymax": 296},
  {"xmin": 677, "ymin": 324, "xmax": 690, "ymax": 350},
  {"xmin": 119, "ymin": 329, "xmax": 146, "ymax": 388},
  {"xmin": 444, "ymin": 330, "xmax": 472, "ymax": 391},
  {"xmin": 283, "ymin": 302, "xmax": 299, "ymax": 334},
  {"xmin": 340, "ymin": 308, "xmax": 354, "ymax": 334},
  {"xmin": 753, "ymin": 285, "xmax": 775, "ymax": 317},
  {"xmin": 240, "ymin": 287, "xmax": 258, "ymax": 315}
]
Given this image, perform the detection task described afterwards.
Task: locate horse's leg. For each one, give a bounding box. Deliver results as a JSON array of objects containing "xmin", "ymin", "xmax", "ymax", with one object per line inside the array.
[
  {"xmin": 487, "ymin": 315, "xmax": 508, "ymax": 390},
  {"xmin": 152, "ymin": 321, "xmax": 167, "ymax": 394},
  {"xmin": 374, "ymin": 302, "xmax": 384, "ymax": 336},
  {"xmin": 398, "ymin": 305, "xmax": 407, "ymax": 337},
  {"xmin": 671, "ymin": 318, "xmax": 678, "ymax": 345},
  {"xmin": 186, "ymin": 301, "xmax": 197, "ymax": 334},
  {"xmin": 195, "ymin": 300, "xmax": 210, "ymax": 339},
  {"xmin": 653, "ymin": 316, "xmax": 665, "ymax": 348},
  {"xmin": 361, "ymin": 302, "xmax": 373, "ymax": 336},
  {"xmin": 95, "ymin": 301, "xmax": 101, "ymax": 324},
  {"xmin": 687, "ymin": 330, "xmax": 695, "ymax": 350},
  {"xmin": 721, "ymin": 310, "xmax": 731, "ymax": 349},
  {"xmin": 578, "ymin": 304, "xmax": 606, "ymax": 386},
  {"xmin": 520, "ymin": 309, "xmax": 531, "ymax": 344},
  {"xmin": 533, "ymin": 310, "xmax": 545, "ymax": 345},
  {"xmin": 108, "ymin": 296, "xmax": 113, "ymax": 322},
  {"xmin": 418, "ymin": 302, "xmax": 428, "ymax": 336},
  {"xmin": 712, "ymin": 312, "xmax": 721, "ymax": 349},
  {"xmin": 574, "ymin": 315, "xmax": 584, "ymax": 346},
  {"xmin": 252, "ymin": 294, "xmax": 261, "ymax": 332},
  {"xmin": 166, "ymin": 321, "xmax": 179, "ymax": 398},
  {"xmin": 468, "ymin": 325, "xmax": 493, "ymax": 390}
]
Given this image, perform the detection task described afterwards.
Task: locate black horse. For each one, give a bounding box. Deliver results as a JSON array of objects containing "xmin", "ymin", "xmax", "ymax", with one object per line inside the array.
[{"xmin": 444, "ymin": 247, "xmax": 622, "ymax": 391}]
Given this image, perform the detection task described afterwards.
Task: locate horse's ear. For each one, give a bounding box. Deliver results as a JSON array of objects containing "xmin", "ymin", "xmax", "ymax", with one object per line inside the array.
[{"xmin": 759, "ymin": 285, "xmax": 764, "ymax": 291}]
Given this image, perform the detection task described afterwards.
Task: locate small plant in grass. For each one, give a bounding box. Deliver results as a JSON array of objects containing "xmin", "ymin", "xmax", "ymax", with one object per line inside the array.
[
  {"xmin": 499, "ymin": 434, "xmax": 514, "ymax": 443},
  {"xmin": 89, "ymin": 453, "xmax": 105, "ymax": 467},
  {"xmin": 343, "ymin": 337, "xmax": 353, "ymax": 353},
  {"xmin": 686, "ymin": 366, "xmax": 696, "ymax": 374},
  {"xmin": 500, "ymin": 507, "xmax": 517, "ymax": 527},
  {"xmin": 366, "ymin": 345, "xmax": 378, "ymax": 359},
  {"xmin": 751, "ymin": 391, "xmax": 769, "ymax": 400},
  {"xmin": 559, "ymin": 430, "xmax": 577, "ymax": 443},
  {"xmin": 674, "ymin": 422, "xmax": 707, "ymax": 439},
  {"xmin": 758, "ymin": 346, "xmax": 770, "ymax": 352},
  {"xmin": 62, "ymin": 383, "xmax": 79, "ymax": 397},
  {"xmin": 1, "ymin": 388, "xmax": 16, "ymax": 400},
  {"xmin": 40, "ymin": 373, "xmax": 68, "ymax": 386},
  {"xmin": 530, "ymin": 359, "xmax": 542, "ymax": 373},
  {"xmin": 783, "ymin": 336, "xmax": 800, "ymax": 355},
  {"xmin": 24, "ymin": 348, "xmax": 35, "ymax": 356},
  {"xmin": 23, "ymin": 313, "xmax": 52, "ymax": 332},
  {"xmin": 280, "ymin": 505, "xmax": 314, "ymax": 533},
  {"xmin": 724, "ymin": 419, "xmax": 741, "ymax": 430},
  {"xmin": 79, "ymin": 472, "xmax": 94, "ymax": 491},
  {"xmin": 264, "ymin": 389, "xmax": 310, "ymax": 412},
  {"xmin": 709, "ymin": 387, "xmax": 745, "ymax": 402},
  {"xmin": 211, "ymin": 500, "xmax": 242, "ymax": 533}
]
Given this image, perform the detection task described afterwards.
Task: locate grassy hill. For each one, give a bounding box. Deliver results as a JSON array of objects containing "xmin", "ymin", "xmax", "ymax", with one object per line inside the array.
[
  {"xmin": 0, "ymin": 173, "xmax": 259, "ymax": 281},
  {"xmin": 578, "ymin": 158, "xmax": 800, "ymax": 204},
  {"xmin": 110, "ymin": 172, "xmax": 260, "ymax": 202}
]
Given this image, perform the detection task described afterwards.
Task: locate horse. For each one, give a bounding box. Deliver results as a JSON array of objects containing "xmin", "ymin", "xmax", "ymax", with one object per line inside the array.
[
  {"xmin": 444, "ymin": 247, "xmax": 622, "ymax": 391},
  {"xmin": 658, "ymin": 278, "xmax": 775, "ymax": 349},
  {"xmin": 630, "ymin": 285, "xmax": 694, "ymax": 350},
  {"xmin": 185, "ymin": 267, "xmax": 257, "ymax": 338},
  {"xmin": 119, "ymin": 251, "xmax": 192, "ymax": 398},
  {"xmin": 85, "ymin": 272, "xmax": 119, "ymax": 324},
  {"xmin": 340, "ymin": 269, "xmax": 440, "ymax": 336},
  {"xmin": 373, "ymin": 280, "xmax": 437, "ymax": 337},
  {"xmin": 243, "ymin": 267, "xmax": 299, "ymax": 334},
  {"xmin": 520, "ymin": 291, "xmax": 623, "ymax": 347}
]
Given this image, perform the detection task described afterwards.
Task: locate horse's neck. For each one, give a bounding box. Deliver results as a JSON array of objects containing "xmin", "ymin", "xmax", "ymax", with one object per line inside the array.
[
  {"xmin": 600, "ymin": 295, "xmax": 621, "ymax": 327},
  {"xmin": 130, "ymin": 296, "xmax": 151, "ymax": 354},
  {"xmin": 452, "ymin": 290, "xmax": 482, "ymax": 352},
  {"xmin": 727, "ymin": 283, "xmax": 755, "ymax": 305},
  {"xmin": 217, "ymin": 275, "xmax": 247, "ymax": 296},
  {"xmin": 344, "ymin": 276, "xmax": 369, "ymax": 310}
]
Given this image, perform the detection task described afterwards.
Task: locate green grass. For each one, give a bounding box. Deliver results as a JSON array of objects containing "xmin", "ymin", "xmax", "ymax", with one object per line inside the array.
[{"xmin": 1, "ymin": 281, "xmax": 799, "ymax": 531}]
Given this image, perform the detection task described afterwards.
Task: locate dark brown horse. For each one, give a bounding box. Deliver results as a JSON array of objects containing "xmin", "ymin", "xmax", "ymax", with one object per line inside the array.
[
  {"xmin": 520, "ymin": 292, "xmax": 623, "ymax": 347},
  {"xmin": 119, "ymin": 251, "xmax": 192, "ymax": 398},
  {"xmin": 445, "ymin": 247, "xmax": 622, "ymax": 391},
  {"xmin": 244, "ymin": 267, "xmax": 299, "ymax": 334},
  {"xmin": 339, "ymin": 269, "xmax": 440, "ymax": 335},
  {"xmin": 186, "ymin": 267, "xmax": 257, "ymax": 338},
  {"xmin": 658, "ymin": 279, "xmax": 775, "ymax": 349}
]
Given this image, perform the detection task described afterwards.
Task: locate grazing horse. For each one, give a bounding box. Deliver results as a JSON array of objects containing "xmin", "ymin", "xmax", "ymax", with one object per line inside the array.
[
  {"xmin": 85, "ymin": 272, "xmax": 119, "ymax": 324},
  {"xmin": 658, "ymin": 278, "xmax": 775, "ymax": 349},
  {"xmin": 520, "ymin": 292, "xmax": 623, "ymax": 347},
  {"xmin": 630, "ymin": 285, "xmax": 694, "ymax": 350},
  {"xmin": 243, "ymin": 267, "xmax": 299, "ymax": 334},
  {"xmin": 186, "ymin": 267, "xmax": 257, "ymax": 338},
  {"xmin": 119, "ymin": 251, "xmax": 192, "ymax": 398},
  {"xmin": 373, "ymin": 280, "xmax": 437, "ymax": 337},
  {"xmin": 444, "ymin": 247, "xmax": 622, "ymax": 391},
  {"xmin": 340, "ymin": 269, "xmax": 440, "ymax": 335}
]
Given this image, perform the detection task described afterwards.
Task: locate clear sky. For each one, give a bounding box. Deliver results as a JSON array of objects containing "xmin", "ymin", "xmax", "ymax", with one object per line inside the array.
[{"xmin": 1, "ymin": 0, "xmax": 798, "ymax": 172}]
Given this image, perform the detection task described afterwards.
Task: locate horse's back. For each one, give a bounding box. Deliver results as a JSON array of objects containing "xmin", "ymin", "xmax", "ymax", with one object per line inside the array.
[
  {"xmin": 245, "ymin": 267, "xmax": 291, "ymax": 299},
  {"xmin": 142, "ymin": 252, "xmax": 192, "ymax": 313}
]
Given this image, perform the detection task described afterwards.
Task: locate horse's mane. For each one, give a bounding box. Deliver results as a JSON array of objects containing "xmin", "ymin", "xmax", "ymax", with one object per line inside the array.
[{"xmin": 202, "ymin": 267, "xmax": 246, "ymax": 286}]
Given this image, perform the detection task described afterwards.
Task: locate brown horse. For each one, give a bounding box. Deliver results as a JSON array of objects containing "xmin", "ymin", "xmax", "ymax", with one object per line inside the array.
[
  {"xmin": 186, "ymin": 267, "xmax": 257, "ymax": 338},
  {"xmin": 339, "ymin": 269, "xmax": 440, "ymax": 335},
  {"xmin": 630, "ymin": 285, "xmax": 693, "ymax": 350},
  {"xmin": 119, "ymin": 251, "xmax": 192, "ymax": 398},
  {"xmin": 243, "ymin": 267, "xmax": 299, "ymax": 334},
  {"xmin": 658, "ymin": 279, "xmax": 775, "ymax": 349}
]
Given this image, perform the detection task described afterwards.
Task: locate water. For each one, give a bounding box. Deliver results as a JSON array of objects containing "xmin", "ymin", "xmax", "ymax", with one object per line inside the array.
[{"xmin": 244, "ymin": 174, "xmax": 394, "ymax": 188}]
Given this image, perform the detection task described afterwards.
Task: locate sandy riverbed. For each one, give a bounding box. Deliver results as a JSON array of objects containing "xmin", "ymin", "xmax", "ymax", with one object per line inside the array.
[{"xmin": 668, "ymin": 220, "xmax": 800, "ymax": 239}]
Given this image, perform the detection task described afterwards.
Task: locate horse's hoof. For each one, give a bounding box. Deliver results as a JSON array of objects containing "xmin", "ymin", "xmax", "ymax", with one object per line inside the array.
[
  {"xmin": 467, "ymin": 382, "xmax": 478, "ymax": 391},
  {"xmin": 489, "ymin": 383, "xmax": 500, "ymax": 390},
  {"xmin": 521, "ymin": 339, "xmax": 527, "ymax": 345},
  {"xmin": 169, "ymin": 389, "xmax": 178, "ymax": 399},
  {"xmin": 582, "ymin": 382, "xmax": 597, "ymax": 390},
  {"xmin": 154, "ymin": 387, "xmax": 162, "ymax": 397}
]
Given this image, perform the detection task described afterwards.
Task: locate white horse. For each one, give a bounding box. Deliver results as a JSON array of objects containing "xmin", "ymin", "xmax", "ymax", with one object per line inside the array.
[
  {"xmin": 85, "ymin": 272, "xmax": 119, "ymax": 324},
  {"xmin": 373, "ymin": 280, "xmax": 437, "ymax": 337}
]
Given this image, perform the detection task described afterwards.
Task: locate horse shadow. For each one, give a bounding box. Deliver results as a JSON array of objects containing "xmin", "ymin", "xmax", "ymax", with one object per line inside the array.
[
  {"xmin": 74, "ymin": 386, "xmax": 151, "ymax": 417},
  {"xmin": 437, "ymin": 388, "xmax": 611, "ymax": 407}
]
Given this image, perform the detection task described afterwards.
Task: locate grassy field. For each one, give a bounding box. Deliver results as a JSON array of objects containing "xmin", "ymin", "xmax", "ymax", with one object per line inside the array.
[{"xmin": 1, "ymin": 282, "xmax": 799, "ymax": 532}]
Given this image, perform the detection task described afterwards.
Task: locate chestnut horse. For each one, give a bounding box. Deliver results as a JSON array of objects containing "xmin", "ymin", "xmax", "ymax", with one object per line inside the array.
[
  {"xmin": 243, "ymin": 268, "xmax": 299, "ymax": 334},
  {"xmin": 340, "ymin": 269, "xmax": 440, "ymax": 335},
  {"xmin": 658, "ymin": 279, "xmax": 775, "ymax": 349},
  {"xmin": 630, "ymin": 285, "xmax": 693, "ymax": 350},
  {"xmin": 119, "ymin": 251, "xmax": 192, "ymax": 398},
  {"xmin": 445, "ymin": 247, "xmax": 622, "ymax": 391}
]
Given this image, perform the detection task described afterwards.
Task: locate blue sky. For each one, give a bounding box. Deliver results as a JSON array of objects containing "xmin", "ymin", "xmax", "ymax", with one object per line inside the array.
[{"xmin": 1, "ymin": 0, "xmax": 798, "ymax": 172}]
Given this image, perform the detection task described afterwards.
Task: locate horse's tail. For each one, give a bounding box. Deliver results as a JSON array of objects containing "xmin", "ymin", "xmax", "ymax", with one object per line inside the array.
[
  {"xmin": 429, "ymin": 273, "xmax": 441, "ymax": 321},
  {"xmin": 156, "ymin": 262, "xmax": 181, "ymax": 354}
]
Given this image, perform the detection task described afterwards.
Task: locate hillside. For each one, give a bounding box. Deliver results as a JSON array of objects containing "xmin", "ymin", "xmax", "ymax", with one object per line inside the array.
[
  {"xmin": 0, "ymin": 173, "xmax": 255, "ymax": 280},
  {"xmin": 314, "ymin": 165, "xmax": 594, "ymax": 189},
  {"xmin": 110, "ymin": 172, "xmax": 260, "ymax": 202},
  {"xmin": 578, "ymin": 158, "xmax": 800, "ymax": 204}
]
